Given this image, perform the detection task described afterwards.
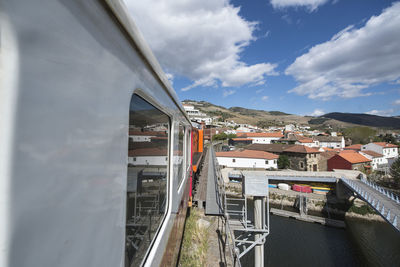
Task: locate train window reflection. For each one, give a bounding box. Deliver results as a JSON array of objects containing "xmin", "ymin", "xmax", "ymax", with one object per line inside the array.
[
  {"xmin": 125, "ymin": 94, "xmax": 169, "ymax": 266},
  {"xmin": 175, "ymin": 123, "xmax": 185, "ymax": 187}
]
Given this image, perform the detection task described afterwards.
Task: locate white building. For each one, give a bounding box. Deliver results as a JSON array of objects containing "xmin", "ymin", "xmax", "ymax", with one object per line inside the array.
[
  {"xmin": 129, "ymin": 130, "xmax": 166, "ymax": 142},
  {"xmin": 359, "ymin": 150, "xmax": 387, "ymax": 170},
  {"xmin": 285, "ymin": 124, "xmax": 295, "ymax": 132},
  {"xmin": 295, "ymin": 138, "xmax": 319, "ymax": 148},
  {"xmin": 183, "ymin": 104, "xmax": 213, "ymax": 124},
  {"xmin": 361, "ymin": 142, "xmax": 398, "ymax": 161},
  {"xmin": 216, "ymin": 149, "xmax": 278, "ymax": 169},
  {"xmin": 128, "ymin": 148, "xmax": 169, "ymax": 166},
  {"xmin": 313, "ymin": 136, "xmax": 345, "ymax": 149},
  {"xmin": 236, "ymin": 132, "xmax": 284, "ymax": 144}
]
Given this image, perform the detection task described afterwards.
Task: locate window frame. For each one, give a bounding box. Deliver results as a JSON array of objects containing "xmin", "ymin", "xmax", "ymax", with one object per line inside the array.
[{"xmin": 125, "ymin": 92, "xmax": 172, "ymax": 266}]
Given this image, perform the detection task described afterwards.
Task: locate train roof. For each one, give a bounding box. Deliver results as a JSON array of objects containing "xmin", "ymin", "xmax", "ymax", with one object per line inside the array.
[{"xmin": 104, "ymin": 0, "xmax": 190, "ymax": 122}]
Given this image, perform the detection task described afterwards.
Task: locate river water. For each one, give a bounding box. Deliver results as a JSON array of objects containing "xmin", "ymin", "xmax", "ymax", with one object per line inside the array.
[{"xmin": 240, "ymin": 208, "xmax": 400, "ymax": 266}]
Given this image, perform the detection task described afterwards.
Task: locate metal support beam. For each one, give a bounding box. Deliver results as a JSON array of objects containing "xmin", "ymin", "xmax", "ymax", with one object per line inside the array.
[{"xmin": 254, "ymin": 196, "xmax": 264, "ymax": 267}]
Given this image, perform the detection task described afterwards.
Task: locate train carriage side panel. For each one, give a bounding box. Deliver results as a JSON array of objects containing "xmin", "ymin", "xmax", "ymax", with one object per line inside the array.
[{"xmin": 1, "ymin": 0, "xmax": 191, "ymax": 266}]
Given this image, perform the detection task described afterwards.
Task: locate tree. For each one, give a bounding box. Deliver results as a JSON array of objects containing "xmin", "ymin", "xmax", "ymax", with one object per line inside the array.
[
  {"xmin": 227, "ymin": 134, "xmax": 237, "ymax": 139},
  {"xmin": 343, "ymin": 126, "xmax": 376, "ymax": 144},
  {"xmin": 212, "ymin": 132, "xmax": 227, "ymax": 141},
  {"xmin": 278, "ymin": 155, "xmax": 290, "ymax": 169},
  {"xmin": 390, "ymin": 157, "xmax": 400, "ymax": 187}
]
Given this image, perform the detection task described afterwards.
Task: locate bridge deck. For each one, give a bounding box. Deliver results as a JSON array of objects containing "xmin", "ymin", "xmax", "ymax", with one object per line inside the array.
[
  {"xmin": 205, "ymin": 146, "xmax": 223, "ymax": 215},
  {"xmin": 342, "ymin": 179, "xmax": 400, "ymax": 231}
]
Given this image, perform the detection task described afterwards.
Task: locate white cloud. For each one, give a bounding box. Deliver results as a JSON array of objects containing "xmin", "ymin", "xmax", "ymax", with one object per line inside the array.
[
  {"xmin": 394, "ymin": 99, "xmax": 400, "ymax": 105},
  {"xmin": 309, "ymin": 109, "xmax": 325, "ymax": 116},
  {"xmin": 262, "ymin": 96, "xmax": 269, "ymax": 101},
  {"xmin": 223, "ymin": 89, "xmax": 236, "ymax": 97},
  {"xmin": 270, "ymin": 0, "xmax": 329, "ymax": 11},
  {"xmin": 124, "ymin": 0, "xmax": 277, "ymax": 91},
  {"xmin": 286, "ymin": 3, "xmax": 400, "ymax": 100},
  {"xmin": 165, "ymin": 73, "xmax": 174, "ymax": 85},
  {"xmin": 365, "ymin": 109, "xmax": 394, "ymax": 116},
  {"xmin": 256, "ymin": 89, "xmax": 264, "ymax": 94}
]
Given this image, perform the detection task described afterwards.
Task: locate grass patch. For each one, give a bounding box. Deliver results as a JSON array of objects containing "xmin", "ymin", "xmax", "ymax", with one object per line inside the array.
[
  {"xmin": 348, "ymin": 204, "xmax": 376, "ymax": 215},
  {"xmin": 179, "ymin": 209, "xmax": 209, "ymax": 267}
]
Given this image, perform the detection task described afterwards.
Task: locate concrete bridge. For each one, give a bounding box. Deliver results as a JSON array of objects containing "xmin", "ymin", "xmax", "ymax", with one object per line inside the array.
[{"xmin": 223, "ymin": 169, "xmax": 400, "ymax": 232}]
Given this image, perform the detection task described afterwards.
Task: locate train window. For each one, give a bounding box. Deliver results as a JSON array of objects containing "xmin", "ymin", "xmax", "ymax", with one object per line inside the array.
[
  {"xmin": 125, "ymin": 94, "xmax": 169, "ymax": 266},
  {"xmin": 186, "ymin": 128, "xmax": 191, "ymax": 172},
  {"xmin": 175, "ymin": 123, "xmax": 185, "ymax": 187}
]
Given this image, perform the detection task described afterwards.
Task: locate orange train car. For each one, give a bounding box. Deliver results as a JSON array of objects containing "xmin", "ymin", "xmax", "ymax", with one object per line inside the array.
[{"xmin": 188, "ymin": 122, "xmax": 204, "ymax": 206}]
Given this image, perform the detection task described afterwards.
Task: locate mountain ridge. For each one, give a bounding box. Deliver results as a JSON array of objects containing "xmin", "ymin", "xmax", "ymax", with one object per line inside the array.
[{"xmin": 182, "ymin": 100, "xmax": 400, "ymax": 129}]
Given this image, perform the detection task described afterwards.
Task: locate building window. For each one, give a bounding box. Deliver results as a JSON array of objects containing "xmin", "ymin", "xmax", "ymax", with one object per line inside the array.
[
  {"xmin": 300, "ymin": 162, "xmax": 304, "ymax": 169},
  {"xmin": 232, "ymin": 159, "xmax": 236, "ymax": 163},
  {"xmin": 133, "ymin": 157, "xmax": 136, "ymax": 162},
  {"xmin": 265, "ymin": 160, "xmax": 268, "ymax": 164},
  {"xmin": 125, "ymin": 94, "xmax": 169, "ymax": 266},
  {"xmin": 274, "ymin": 160, "xmax": 277, "ymax": 164}
]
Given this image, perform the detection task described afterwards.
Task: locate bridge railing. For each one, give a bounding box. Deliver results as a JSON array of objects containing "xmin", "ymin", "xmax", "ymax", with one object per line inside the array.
[
  {"xmin": 341, "ymin": 178, "xmax": 399, "ymax": 231},
  {"xmin": 210, "ymin": 145, "xmax": 242, "ymax": 267},
  {"xmin": 359, "ymin": 177, "xmax": 400, "ymax": 204}
]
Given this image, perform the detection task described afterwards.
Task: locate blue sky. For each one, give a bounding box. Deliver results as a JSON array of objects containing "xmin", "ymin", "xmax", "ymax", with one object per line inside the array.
[{"xmin": 125, "ymin": 0, "xmax": 400, "ymax": 116}]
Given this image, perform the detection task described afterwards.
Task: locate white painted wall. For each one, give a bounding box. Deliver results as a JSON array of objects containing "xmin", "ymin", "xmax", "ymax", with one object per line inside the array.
[
  {"xmin": 217, "ymin": 156, "xmax": 278, "ymax": 169},
  {"xmin": 359, "ymin": 152, "xmax": 387, "ymax": 170},
  {"xmin": 130, "ymin": 135, "xmax": 153, "ymax": 142},
  {"xmin": 251, "ymin": 137, "xmax": 281, "ymax": 144},
  {"xmin": 318, "ymin": 141, "xmax": 343, "ymax": 149},
  {"xmin": 128, "ymin": 156, "xmax": 168, "ymax": 166},
  {"xmin": 362, "ymin": 143, "xmax": 399, "ymax": 159}
]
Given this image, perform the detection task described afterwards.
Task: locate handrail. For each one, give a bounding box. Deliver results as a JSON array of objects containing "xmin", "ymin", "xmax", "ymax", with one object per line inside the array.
[{"xmin": 210, "ymin": 145, "xmax": 242, "ymax": 267}]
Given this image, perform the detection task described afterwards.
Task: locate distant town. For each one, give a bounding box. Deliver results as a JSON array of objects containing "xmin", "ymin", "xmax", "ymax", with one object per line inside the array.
[{"xmin": 183, "ymin": 100, "xmax": 400, "ymax": 180}]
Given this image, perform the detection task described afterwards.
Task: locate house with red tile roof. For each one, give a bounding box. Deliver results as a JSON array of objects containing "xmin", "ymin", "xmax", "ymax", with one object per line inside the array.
[
  {"xmin": 283, "ymin": 145, "xmax": 321, "ymax": 171},
  {"xmin": 359, "ymin": 150, "xmax": 386, "ymax": 170},
  {"xmin": 245, "ymin": 144, "xmax": 321, "ymax": 171},
  {"xmin": 318, "ymin": 151, "xmax": 339, "ymax": 171},
  {"xmin": 313, "ymin": 135, "xmax": 345, "ymax": 149},
  {"xmin": 344, "ymin": 144, "xmax": 362, "ymax": 151},
  {"xmin": 128, "ymin": 148, "xmax": 169, "ymax": 166},
  {"xmin": 295, "ymin": 138, "xmax": 319, "ymax": 148},
  {"xmin": 216, "ymin": 149, "xmax": 278, "ymax": 169},
  {"xmin": 327, "ymin": 151, "xmax": 371, "ymax": 171},
  {"xmin": 228, "ymin": 138, "xmax": 253, "ymax": 146},
  {"xmin": 362, "ymin": 142, "xmax": 398, "ymax": 162},
  {"xmin": 236, "ymin": 132, "xmax": 283, "ymax": 144}
]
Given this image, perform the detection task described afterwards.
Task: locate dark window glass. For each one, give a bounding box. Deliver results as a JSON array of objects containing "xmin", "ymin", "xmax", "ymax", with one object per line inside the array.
[{"xmin": 125, "ymin": 94, "xmax": 169, "ymax": 266}]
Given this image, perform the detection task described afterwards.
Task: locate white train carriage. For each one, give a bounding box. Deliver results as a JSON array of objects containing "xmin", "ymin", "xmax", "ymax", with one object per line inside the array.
[{"xmin": 0, "ymin": 0, "xmax": 192, "ymax": 266}]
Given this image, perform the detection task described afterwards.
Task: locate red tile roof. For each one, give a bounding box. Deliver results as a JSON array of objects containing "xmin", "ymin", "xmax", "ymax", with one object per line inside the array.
[
  {"xmin": 216, "ymin": 149, "xmax": 279, "ymax": 160},
  {"xmin": 284, "ymin": 145, "xmax": 320, "ymax": 154},
  {"xmin": 237, "ymin": 132, "xmax": 283, "ymax": 138},
  {"xmin": 373, "ymin": 142, "xmax": 398, "ymax": 148},
  {"xmin": 232, "ymin": 138, "xmax": 253, "ymax": 141},
  {"xmin": 338, "ymin": 151, "xmax": 371, "ymax": 164},
  {"xmin": 320, "ymin": 151, "xmax": 338, "ymax": 159},
  {"xmin": 297, "ymin": 138, "xmax": 313, "ymax": 143},
  {"xmin": 345, "ymin": 144, "xmax": 362, "ymax": 150},
  {"xmin": 361, "ymin": 150, "xmax": 384, "ymax": 158},
  {"xmin": 129, "ymin": 148, "xmax": 168, "ymax": 157}
]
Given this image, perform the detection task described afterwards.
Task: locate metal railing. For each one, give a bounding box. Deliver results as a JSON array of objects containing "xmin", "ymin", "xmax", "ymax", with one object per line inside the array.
[
  {"xmin": 212, "ymin": 147, "xmax": 242, "ymax": 266},
  {"xmin": 212, "ymin": 145, "xmax": 270, "ymax": 265},
  {"xmin": 341, "ymin": 178, "xmax": 399, "ymax": 230}
]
